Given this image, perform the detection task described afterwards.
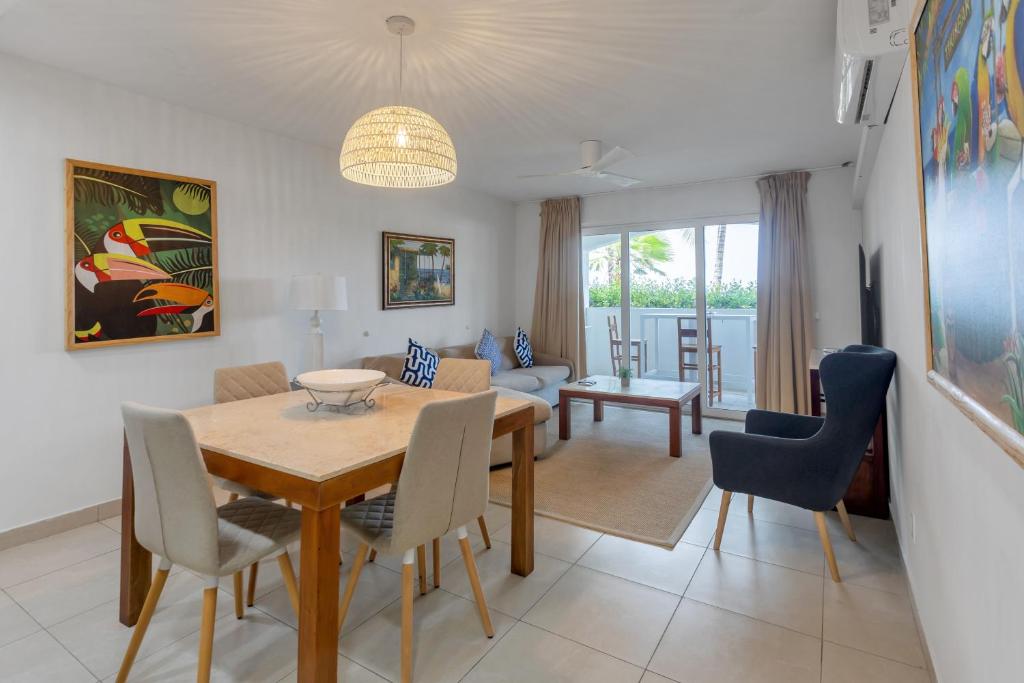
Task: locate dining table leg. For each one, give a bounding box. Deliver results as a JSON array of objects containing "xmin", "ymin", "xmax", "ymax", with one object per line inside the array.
[
  {"xmin": 510, "ymin": 410, "xmax": 535, "ymax": 577},
  {"xmin": 119, "ymin": 434, "xmax": 151, "ymax": 627},
  {"xmin": 297, "ymin": 505, "xmax": 341, "ymax": 683}
]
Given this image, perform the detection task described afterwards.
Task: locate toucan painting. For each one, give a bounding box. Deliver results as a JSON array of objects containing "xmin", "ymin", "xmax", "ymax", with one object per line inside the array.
[{"xmin": 66, "ymin": 160, "xmax": 219, "ymax": 349}]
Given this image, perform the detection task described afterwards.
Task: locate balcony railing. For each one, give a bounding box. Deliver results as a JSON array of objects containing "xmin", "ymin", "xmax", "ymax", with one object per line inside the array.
[{"xmin": 585, "ymin": 306, "xmax": 757, "ymax": 410}]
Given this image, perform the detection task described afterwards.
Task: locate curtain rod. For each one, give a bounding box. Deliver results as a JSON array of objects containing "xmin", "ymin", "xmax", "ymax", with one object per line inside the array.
[{"xmin": 525, "ymin": 162, "xmax": 852, "ymax": 203}]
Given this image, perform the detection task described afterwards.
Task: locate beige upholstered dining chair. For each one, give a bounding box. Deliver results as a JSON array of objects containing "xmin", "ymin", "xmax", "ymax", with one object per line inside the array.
[
  {"xmin": 117, "ymin": 403, "xmax": 301, "ymax": 683},
  {"xmin": 337, "ymin": 391, "xmax": 498, "ymax": 683},
  {"xmin": 367, "ymin": 357, "xmax": 495, "ymax": 589},
  {"xmin": 212, "ymin": 361, "xmax": 293, "ymax": 607}
]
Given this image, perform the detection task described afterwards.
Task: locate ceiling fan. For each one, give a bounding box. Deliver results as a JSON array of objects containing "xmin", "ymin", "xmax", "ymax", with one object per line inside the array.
[{"xmin": 518, "ymin": 140, "xmax": 642, "ymax": 187}]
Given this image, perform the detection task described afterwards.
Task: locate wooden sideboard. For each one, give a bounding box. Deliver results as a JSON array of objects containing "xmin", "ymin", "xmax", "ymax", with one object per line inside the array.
[{"xmin": 809, "ymin": 350, "xmax": 890, "ymax": 519}]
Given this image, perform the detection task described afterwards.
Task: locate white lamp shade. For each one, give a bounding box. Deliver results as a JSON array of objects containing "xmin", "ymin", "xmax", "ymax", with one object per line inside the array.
[{"xmin": 290, "ymin": 274, "xmax": 348, "ymax": 311}]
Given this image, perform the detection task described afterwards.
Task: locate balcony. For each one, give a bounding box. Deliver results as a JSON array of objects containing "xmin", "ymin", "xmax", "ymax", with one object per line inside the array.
[{"xmin": 585, "ymin": 306, "xmax": 757, "ymax": 412}]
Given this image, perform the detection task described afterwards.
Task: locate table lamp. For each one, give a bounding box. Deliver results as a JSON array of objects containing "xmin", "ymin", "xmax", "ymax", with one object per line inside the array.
[{"xmin": 290, "ymin": 274, "xmax": 348, "ymax": 370}]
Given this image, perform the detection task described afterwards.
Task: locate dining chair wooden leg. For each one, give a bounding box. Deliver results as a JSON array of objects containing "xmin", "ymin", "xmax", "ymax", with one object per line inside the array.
[
  {"xmin": 368, "ymin": 549, "xmax": 377, "ymax": 563},
  {"xmin": 477, "ymin": 515, "xmax": 492, "ymax": 549},
  {"xmin": 233, "ymin": 571, "xmax": 244, "ymax": 619},
  {"xmin": 417, "ymin": 545, "xmax": 428, "ymax": 595},
  {"xmin": 338, "ymin": 544, "xmax": 368, "ymax": 636},
  {"xmin": 836, "ymin": 500, "xmax": 857, "ymax": 541},
  {"xmin": 716, "ymin": 350, "xmax": 723, "ymax": 401},
  {"xmin": 228, "ymin": 492, "xmax": 239, "ymax": 503},
  {"xmin": 401, "ymin": 551, "xmax": 415, "ymax": 683},
  {"xmin": 458, "ymin": 528, "xmax": 494, "ymax": 638},
  {"xmin": 277, "ymin": 551, "xmax": 301, "ymax": 617},
  {"xmin": 246, "ymin": 561, "xmax": 259, "ymax": 607},
  {"xmin": 115, "ymin": 567, "xmax": 169, "ymax": 683},
  {"xmin": 432, "ymin": 538, "xmax": 441, "ymax": 588},
  {"xmin": 815, "ymin": 512, "xmax": 842, "ymax": 582},
  {"xmin": 747, "ymin": 494, "xmax": 754, "ymax": 514},
  {"xmin": 713, "ymin": 491, "xmax": 732, "ymax": 550},
  {"xmin": 197, "ymin": 586, "xmax": 218, "ymax": 683}
]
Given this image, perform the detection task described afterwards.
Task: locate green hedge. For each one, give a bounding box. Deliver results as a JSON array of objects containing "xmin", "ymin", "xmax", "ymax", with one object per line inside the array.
[{"xmin": 588, "ymin": 278, "xmax": 757, "ymax": 309}]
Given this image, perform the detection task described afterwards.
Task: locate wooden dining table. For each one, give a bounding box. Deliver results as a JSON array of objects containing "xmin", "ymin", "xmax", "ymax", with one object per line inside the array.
[{"xmin": 117, "ymin": 384, "xmax": 536, "ymax": 683}]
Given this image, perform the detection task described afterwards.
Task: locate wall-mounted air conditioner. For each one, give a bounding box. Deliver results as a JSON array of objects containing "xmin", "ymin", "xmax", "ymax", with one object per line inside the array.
[{"xmin": 834, "ymin": 0, "xmax": 910, "ymax": 126}]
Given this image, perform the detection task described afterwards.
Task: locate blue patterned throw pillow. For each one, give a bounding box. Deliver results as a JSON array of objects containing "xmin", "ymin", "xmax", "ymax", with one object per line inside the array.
[
  {"xmin": 514, "ymin": 327, "xmax": 534, "ymax": 368},
  {"xmin": 401, "ymin": 338, "xmax": 439, "ymax": 388},
  {"xmin": 475, "ymin": 329, "xmax": 502, "ymax": 376}
]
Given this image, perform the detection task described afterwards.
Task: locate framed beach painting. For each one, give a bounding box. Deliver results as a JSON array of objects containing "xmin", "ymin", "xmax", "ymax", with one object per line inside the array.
[
  {"xmin": 911, "ymin": 0, "xmax": 1024, "ymax": 465},
  {"xmin": 382, "ymin": 231, "xmax": 455, "ymax": 309},
  {"xmin": 66, "ymin": 160, "xmax": 219, "ymax": 349}
]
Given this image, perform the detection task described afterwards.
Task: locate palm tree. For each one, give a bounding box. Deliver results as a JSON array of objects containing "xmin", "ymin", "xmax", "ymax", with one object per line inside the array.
[
  {"xmin": 712, "ymin": 225, "xmax": 727, "ymax": 287},
  {"xmin": 588, "ymin": 233, "xmax": 675, "ymax": 282},
  {"xmin": 438, "ymin": 244, "xmax": 451, "ymax": 283},
  {"xmin": 419, "ymin": 242, "xmax": 439, "ymax": 282}
]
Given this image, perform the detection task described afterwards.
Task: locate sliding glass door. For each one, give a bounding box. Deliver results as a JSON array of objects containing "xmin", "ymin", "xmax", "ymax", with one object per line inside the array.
[{"xmin": 583, "ymin": 219, "xmax": 759, "ymax": 416}]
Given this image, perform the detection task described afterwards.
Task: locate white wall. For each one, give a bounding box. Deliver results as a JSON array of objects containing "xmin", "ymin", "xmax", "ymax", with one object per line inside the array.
[
  {"xmin": 0, "ymin": 54, "xmax": 515, "ymax": 532},
  {"xmin": 862, "ymin": 71, "xmax": 1024, "ymax": 680},
  {"xmin": 514, "ymin": 166, "xmax": 862, "ymax": 349}
]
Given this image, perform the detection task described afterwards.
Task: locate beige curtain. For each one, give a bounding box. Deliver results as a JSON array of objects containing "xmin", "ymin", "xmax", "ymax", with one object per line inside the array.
[
  {"xmin": 755, "ymin": 171, "xmax": 813, "ymax": 414},
  {"xmin": 531, "ymin": 196, "xmax": 587, "ymax": 379}
]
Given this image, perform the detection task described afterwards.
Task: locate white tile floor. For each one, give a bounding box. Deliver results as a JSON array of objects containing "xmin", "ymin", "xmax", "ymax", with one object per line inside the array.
[{"xmin": 0, "ymin": 490, "xmax": 931, "ymax": 682}]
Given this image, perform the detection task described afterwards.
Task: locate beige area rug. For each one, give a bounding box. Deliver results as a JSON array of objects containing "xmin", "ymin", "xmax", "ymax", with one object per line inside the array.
[{"xmin": 490, "ymin": 401, "xmax": 742, "ymax": 548}]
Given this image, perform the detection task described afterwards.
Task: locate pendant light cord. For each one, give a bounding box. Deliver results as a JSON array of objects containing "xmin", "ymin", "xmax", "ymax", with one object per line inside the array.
[{"xmin": 398, "ymin": 33, "xmax": 404, "ymax": 105}]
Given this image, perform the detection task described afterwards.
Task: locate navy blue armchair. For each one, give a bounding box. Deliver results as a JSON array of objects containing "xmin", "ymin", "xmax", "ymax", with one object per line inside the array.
[{"xmin": 708, "ymin": 345, "xmax": 896, "ymax": 581}]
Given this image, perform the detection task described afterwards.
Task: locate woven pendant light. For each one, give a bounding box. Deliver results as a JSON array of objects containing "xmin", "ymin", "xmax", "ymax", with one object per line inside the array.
[{"xmin": 340, "ymin": 16, "xmax": 456, "ymax": 189}]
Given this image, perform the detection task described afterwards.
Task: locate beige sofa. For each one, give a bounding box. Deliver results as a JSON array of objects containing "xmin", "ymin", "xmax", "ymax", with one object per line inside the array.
[{"xmin": 361, "ymin": 336, "xmax": 570, "ymax": 466}]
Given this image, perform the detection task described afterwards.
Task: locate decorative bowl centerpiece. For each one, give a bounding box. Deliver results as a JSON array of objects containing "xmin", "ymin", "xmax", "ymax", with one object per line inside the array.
[{"xmin": 295, "ymin": 369, "xmax": 386, "ymax": 412}]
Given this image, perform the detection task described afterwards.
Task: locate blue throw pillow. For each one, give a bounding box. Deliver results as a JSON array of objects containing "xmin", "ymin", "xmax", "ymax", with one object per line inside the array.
[
  {"xmin": 514, "ymin": 327, "xmax": 534, "ymax": 368},
  {"xmin": 401, "ymin": 338, "xmax": 439, "ymax": 388},
  {"xmin": 475, "ymin": 329, "xmax": 502, "ymax": 376}
]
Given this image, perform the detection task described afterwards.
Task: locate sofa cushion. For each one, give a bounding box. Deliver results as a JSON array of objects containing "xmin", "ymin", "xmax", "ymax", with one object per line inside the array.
[
  {"xmin": 400, "ymin": 338, "xmax": 439, "ymax": 388},
  {"xmin": 514, "ymin": 327, "xmax": 534, "ymax": 368},
  {"xmin": 474, "ymin": 329, "xmax": 502, "ymax": 376},
  {"xmin": 513, "ymin": 364, "xmax": 570, "ymax": 387},
  {"xmin": 490, "ymin": 369, "xmax": 542, "ymax": 393},
  {"xmin": 492, "ymin": 386, "xmax": 552, "ymax": 423}
]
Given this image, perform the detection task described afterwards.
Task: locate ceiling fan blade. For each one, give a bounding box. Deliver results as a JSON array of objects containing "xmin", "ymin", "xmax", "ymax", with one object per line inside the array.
[
  {"xmin": 596, "ymin": 171, "xmax": 643, "ymax": 187},
  {"xmin": 589, "ymin": 146, "xmax": 633, "ymax": 173},
  {"xmin": 517, "ymin": 172, "xmax": 563, "ymax": 179}
]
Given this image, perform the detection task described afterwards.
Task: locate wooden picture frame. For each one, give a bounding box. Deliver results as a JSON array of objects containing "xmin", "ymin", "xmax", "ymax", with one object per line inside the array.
[
  {"xmin": 381, "ymin": 231, "xmax": 455, "ymax": 310},
  {"xmin": 910, "ymin": 0, "xmax": 1024, "ymax": 467},
  {"xmin": 65, "ymin": 159, "xmax": 220, "ymax": 349}
]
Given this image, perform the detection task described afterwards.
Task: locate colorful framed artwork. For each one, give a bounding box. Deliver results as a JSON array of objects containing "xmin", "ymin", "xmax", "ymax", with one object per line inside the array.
[
  {"xmin": 65, "ymin": 159, "xmax": 219, "ymax": 349},
  {"xmin": 382, "ymin": 231, "xmax": 455, "ymax": 310},
  {"xmin": 911, "ymin": 0, "xmax": 1024, "ymax": 466}
]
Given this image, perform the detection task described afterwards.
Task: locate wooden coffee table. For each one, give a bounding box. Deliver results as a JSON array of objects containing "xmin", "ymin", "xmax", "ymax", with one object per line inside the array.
[{"xmin": 558, "ymin": 375, "xmax": 702, "ymax": 458}]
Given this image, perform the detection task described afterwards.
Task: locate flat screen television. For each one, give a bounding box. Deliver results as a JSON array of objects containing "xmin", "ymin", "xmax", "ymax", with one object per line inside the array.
[{"xmin": 859, "ymin": 245, "xmax": 880, "ymax": 346}]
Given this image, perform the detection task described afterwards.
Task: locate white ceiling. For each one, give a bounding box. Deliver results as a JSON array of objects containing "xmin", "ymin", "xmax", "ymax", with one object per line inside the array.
[{"xmin": 0, "ymin": 0, "xmax": 860, "ymax": 201}]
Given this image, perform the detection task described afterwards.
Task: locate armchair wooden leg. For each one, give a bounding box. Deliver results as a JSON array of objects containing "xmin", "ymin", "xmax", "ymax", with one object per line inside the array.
[
  {"xmin": 368, "ymin": 548, "xmax": 377, "ymax": 563},
  {"xmin": 246, "ymin": 561, "xmax": 259, "ymax": 607},
  {"xmin": 277, "ymin": 551, "xmax": 301, "ymax": 618},
  {"xmin": 197, "ymin": 586, "xmax": 218, "ymax": 683},
  {"xmin": 417, "ymin": 545, "xmax": 428, "ymax": 595},
  {"xmin": 401, "ymin": 554, "xmax": 415, "ymax": 683},
  {"xmin": 458, "ymin": 530, "xmax": 494, "ymax": 638},
  {"xmin": 815, "ymin": 512, "xmax": 842, "ymax": 582},
  {"xmin": 432, "ymin": 538, "xmax": 441, "ymax": 588},
  {"xmin": 836, "ymin": 500, "xmax": 857, "ymax": 541},
  {"xmin": 747, "ymin": 495, "xmax": 754, "ymax": 514},
  {"xmin": 233, "ymin": 571, "xmax": 244, "ymax": 618},
  {"xmin": 713, "ymin": 491, "xmax": 732, "ymax": 550},
  {"xmin": 477, "ymin": 515, "xmax": 492, "ymax": 549},
  {"xmin": 338, "ymin": 544, "xmax": 368, "ymax": 636},
  {"xmin": 227, "ymin": 492, "xmax": 239, "ymax": 503},
  {"xmin": 115, "ymin": 567, "xmax": 169, "ymax": 683}
]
